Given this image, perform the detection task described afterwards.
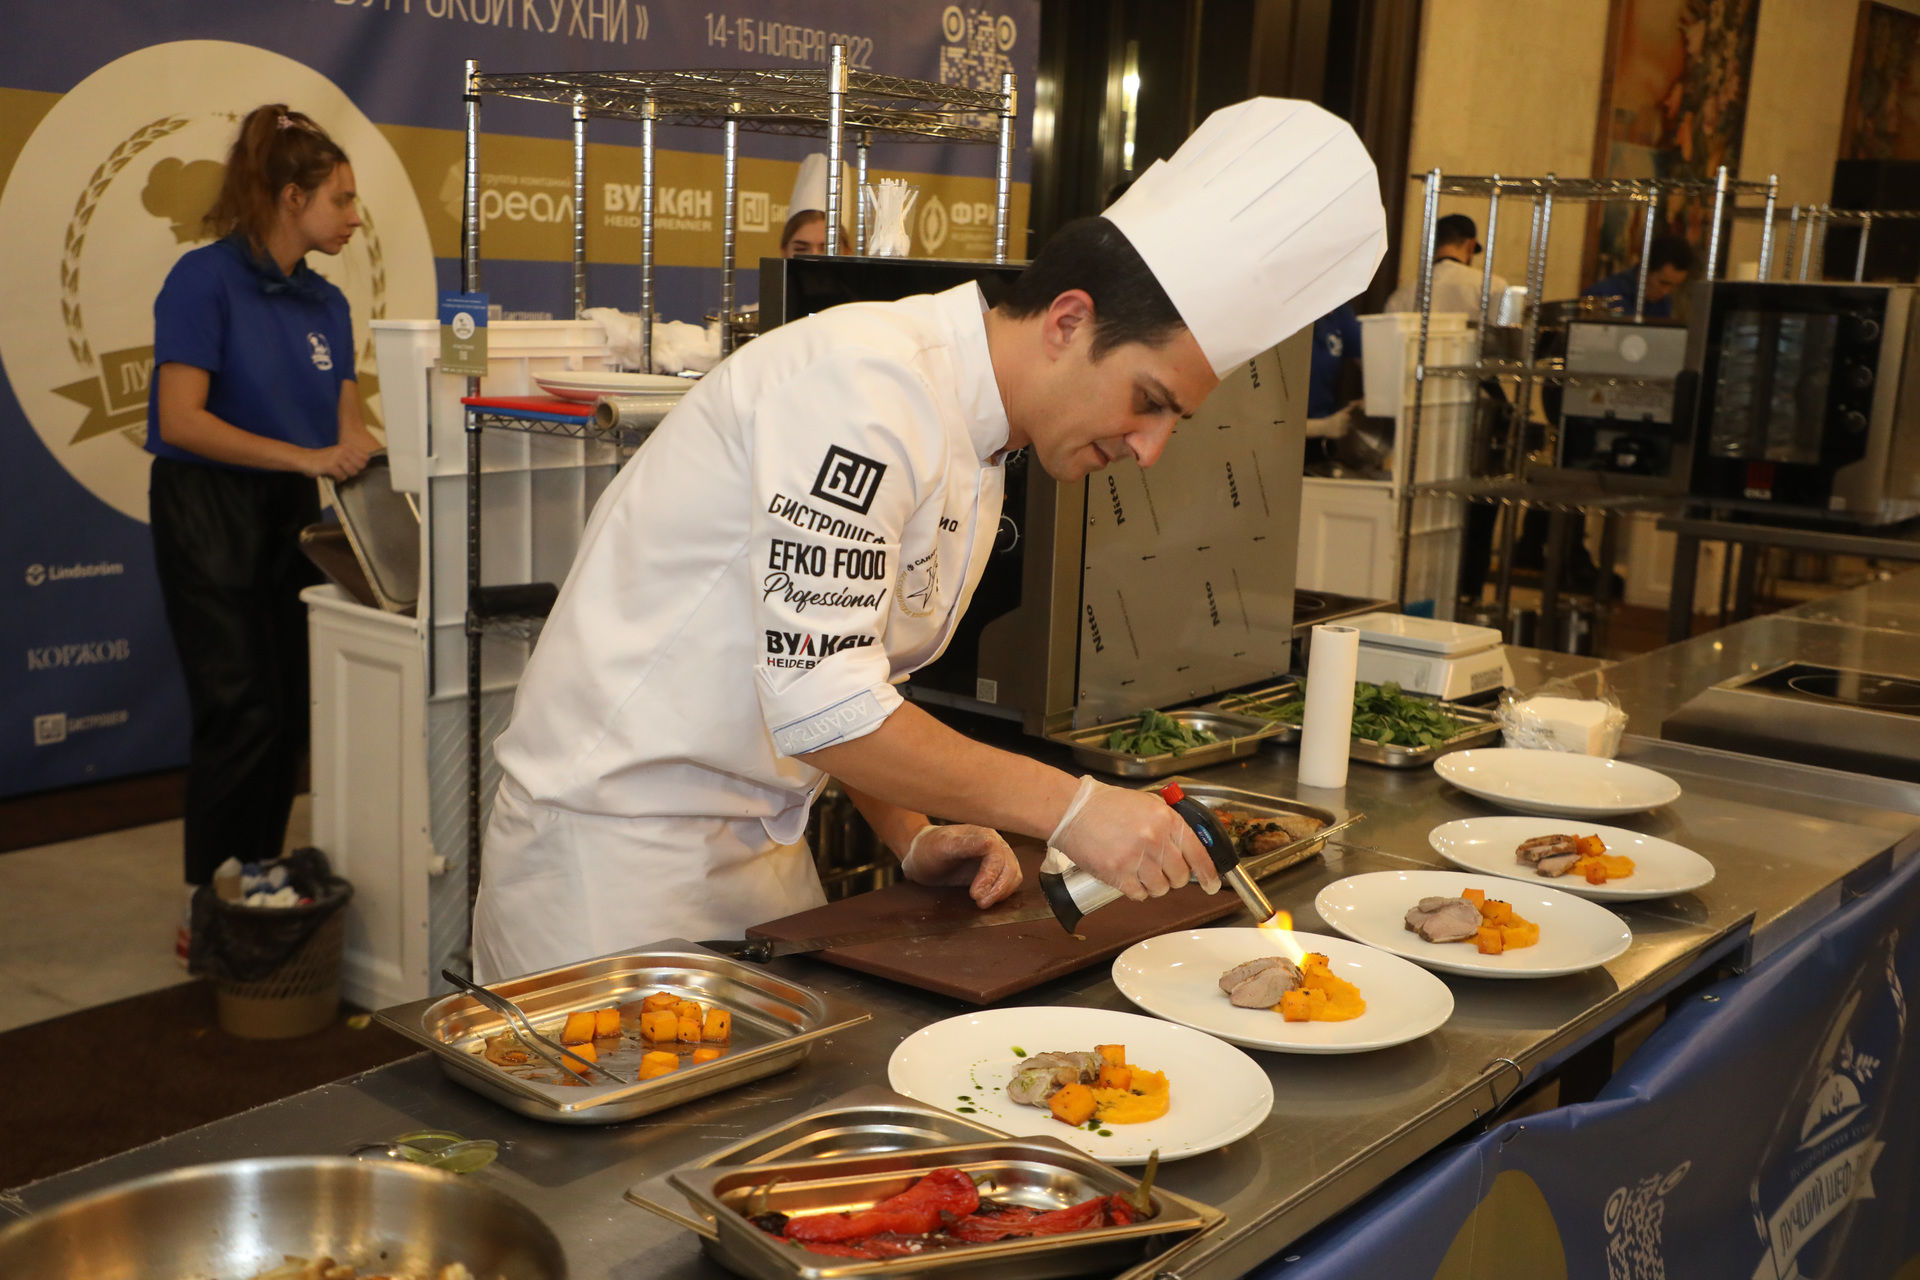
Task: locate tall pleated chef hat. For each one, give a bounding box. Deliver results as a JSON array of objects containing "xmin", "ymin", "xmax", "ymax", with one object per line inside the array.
[
  {"xmin": 1102, "ymin": 98, "xmax": 1387, "ymax": 377},
  {"xmin": 788, "ymin": 153, "xmax": 853, "ymax": 227}
]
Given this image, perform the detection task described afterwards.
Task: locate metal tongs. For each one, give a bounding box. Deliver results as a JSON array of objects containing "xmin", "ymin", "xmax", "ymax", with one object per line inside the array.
[{"xmin": 440, "ymin": 968, "xmax": 630, "ymax": 1086}]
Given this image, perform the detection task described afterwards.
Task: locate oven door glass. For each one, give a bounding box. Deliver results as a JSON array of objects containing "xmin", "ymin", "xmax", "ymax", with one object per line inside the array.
[{"xmin": 1708, "ymin": 310, "xmax": 1839, "ymax": 466}]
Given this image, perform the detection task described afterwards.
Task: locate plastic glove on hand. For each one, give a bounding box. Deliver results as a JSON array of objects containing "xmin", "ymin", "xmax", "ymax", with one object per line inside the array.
[
  {"xmin": 901, "ymin": 824, "xmax": 1023, "ymax": 908},
  {"xmin": 1048, "ymin": 776, "xmax": 1221, "ymax": 901}
]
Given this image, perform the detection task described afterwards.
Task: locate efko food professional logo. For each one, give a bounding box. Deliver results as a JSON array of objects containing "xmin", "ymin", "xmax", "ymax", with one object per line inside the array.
[{"xmin": 0, "ymin": 40, "xmax": 435, "ymax": 522}]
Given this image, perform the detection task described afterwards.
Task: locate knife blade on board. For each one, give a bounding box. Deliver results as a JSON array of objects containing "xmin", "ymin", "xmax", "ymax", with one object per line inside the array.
[{"xmin": 699, "ymin": 899, "xmax": 1066, "ymax": 963}]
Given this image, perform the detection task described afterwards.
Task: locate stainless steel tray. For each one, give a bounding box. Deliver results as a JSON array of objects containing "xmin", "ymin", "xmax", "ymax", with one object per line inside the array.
[
  {"xmin": 319, "ymin": 452, "xmax": 419, "ymax": 614},
  {"xmin": 659, "ymin": 1137, "xmax": 1224, "ymax": 1280},
  {"xmin": 373, "ymin": 940, "xmax": 869, "ymax": 1124},
  {"xmin": 624, "ymin": 1085, "xmax": 1011, "ymax": 1235},
  {"xmin": 1047, "ymin": 709, "xmax": 1281, "ymax": 779},
  {"xmin": 1205, "ymin": 682, "xmax": 1502, "ymax": 769},
  {"xmin": 1147, "ymin": 776, "xmax": 1360, "ymax": 878}
]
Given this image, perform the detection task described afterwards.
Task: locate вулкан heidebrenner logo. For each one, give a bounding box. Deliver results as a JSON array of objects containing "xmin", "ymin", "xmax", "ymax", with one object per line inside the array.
[{"xmin": 810, "ymin": 445, "xmax": 887, "ymax": 515}]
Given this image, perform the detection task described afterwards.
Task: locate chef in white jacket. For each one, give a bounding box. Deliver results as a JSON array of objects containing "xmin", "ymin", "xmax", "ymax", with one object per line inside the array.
[{"xmin": 472, "ymin": 98, "xmax": 1387, "ymax": 981}]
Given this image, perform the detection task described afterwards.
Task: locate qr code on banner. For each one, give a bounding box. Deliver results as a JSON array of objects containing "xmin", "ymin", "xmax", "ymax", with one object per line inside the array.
[{"xmin": 938, "ymin": 6, "xmax": 1019, "ymax": 126}]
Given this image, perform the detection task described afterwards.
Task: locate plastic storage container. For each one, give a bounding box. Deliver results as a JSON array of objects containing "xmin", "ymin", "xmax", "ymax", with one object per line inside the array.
[{"xmin": 370, "ymin": 319, "xmax": 611, "ymax": 493}]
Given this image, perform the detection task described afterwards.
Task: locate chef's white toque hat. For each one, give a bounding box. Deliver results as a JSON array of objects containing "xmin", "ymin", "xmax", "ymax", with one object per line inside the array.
[
  {"xmin": 788, "ymin": 153, "xmax": 853, "ymax": 228},
  {"xmin": 1102, "ymin": 98, "xmax": 1387, "ymax": 376}
]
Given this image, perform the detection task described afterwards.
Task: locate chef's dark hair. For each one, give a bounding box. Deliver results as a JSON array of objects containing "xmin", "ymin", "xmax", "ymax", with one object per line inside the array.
[
  {"xmin": 205, "ymin": 103, "xmax": 349, "ymax": 255},
  {"xmin": 997, "ymin": 216, "xmax": 1186, "ymax": 359},
  {"xmin": 1648, "ymin": 235, "xmax": 1695, "ymax": 274}
]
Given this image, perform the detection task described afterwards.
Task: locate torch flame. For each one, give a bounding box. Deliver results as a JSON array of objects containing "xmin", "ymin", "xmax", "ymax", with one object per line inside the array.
[{"xmin": 1258, "ymin": 909, "xmax": 1306, "ymax": 964}]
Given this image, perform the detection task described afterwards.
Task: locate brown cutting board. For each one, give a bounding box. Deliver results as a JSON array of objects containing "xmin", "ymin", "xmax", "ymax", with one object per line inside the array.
[{"xmin": 748, "ymin": 838, "xmax": 1252, "ymax": 1004}]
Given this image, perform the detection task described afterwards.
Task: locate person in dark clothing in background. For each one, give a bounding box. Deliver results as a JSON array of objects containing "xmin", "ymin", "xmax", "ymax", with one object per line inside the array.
[
  {"xmin": 1586, "ymin": 235, "xmax": 1695, "ymax": 319},
  {"xmin": 147, "ymin": 104, "xmax": 376, "ymax": 961}
]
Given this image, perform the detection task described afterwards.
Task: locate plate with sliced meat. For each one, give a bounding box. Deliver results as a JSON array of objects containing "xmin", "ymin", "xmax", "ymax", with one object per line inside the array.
[
  {"xmin": 1315, "ymin": 870, "xmax": 1633, "ymax": 978},
  {"xmin": 1112, "ymin": 929, "xmax": 1454, "ymax": 1053},
  {"xmin": 887, "ymin": 1006, "xmax": 1271, "ymax": 1164},
  {"xmin": 1429, "ymin": 816, "xmax": 1716, "ymax": 901}
]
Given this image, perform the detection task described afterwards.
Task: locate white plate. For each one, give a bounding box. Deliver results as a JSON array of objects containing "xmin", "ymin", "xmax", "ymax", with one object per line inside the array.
[
  {"xmin": 1429, "ymin": 816, "xmax": 1716, "ymax": 901},
  {"xmin": 886, "ymin": 1006, "xmax": 1272, "ymax": 1164},
  {"xmin": 1111, "ymin": 929, "xmax": 1454, "ymax": 1054},
  {"xmin": 1314, "ymin": 869, "xmax": 1633, "ymax": 979},
  {"xmin": 1434, "ymin": 748, "xmax": 1681, "ymax": 817},
  {"xmin": 534, "ymin": 372, "xmax": 693, "ymax": 402}
]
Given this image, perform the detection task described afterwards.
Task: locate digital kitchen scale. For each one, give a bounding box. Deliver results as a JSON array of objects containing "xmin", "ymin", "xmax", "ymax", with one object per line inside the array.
[
  {"xmin": 1343, "ymin": 613, "xmax": 1513, "ymax": 700},
  {"xmin": 1662, "ymin": 662, "xmax": 1920, "ymax": 782}
]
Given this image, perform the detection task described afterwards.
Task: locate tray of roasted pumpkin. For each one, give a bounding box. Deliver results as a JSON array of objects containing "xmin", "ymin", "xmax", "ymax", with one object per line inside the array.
[
  {"xmin": 649, "ymin": 1137, "xmax": 1223, "ymax": 1280},
  {"xmin": 373, "ymin": 939, "xmax": 870, "ymax": 1124}
]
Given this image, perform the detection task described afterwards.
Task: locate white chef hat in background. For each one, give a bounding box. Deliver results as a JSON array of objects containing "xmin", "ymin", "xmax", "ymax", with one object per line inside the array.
[
  {"xmin": 1102, "ymin": 98, "xmax": 1387, "ymax": 377},
  {"xmin": 788, "ymin": 153, "xmax": 854, "ymax": 229}
]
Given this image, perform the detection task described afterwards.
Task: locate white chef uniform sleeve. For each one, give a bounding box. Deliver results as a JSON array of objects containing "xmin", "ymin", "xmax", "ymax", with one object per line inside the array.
[{"xmin": 749, "ymin": 347, "xmax": 936, "ymax": 757}]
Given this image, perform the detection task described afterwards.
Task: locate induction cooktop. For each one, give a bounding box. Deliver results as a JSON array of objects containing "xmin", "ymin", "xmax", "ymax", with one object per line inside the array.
[{"xmin": 1662, "ymin": 662, "xmax": 1920, "ymax": 782}]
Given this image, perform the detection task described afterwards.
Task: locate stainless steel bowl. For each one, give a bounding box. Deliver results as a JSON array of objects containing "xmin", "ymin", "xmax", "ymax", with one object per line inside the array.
[{"xmin": 0, "ymin": 1156, "xmax": 566, "ymax": 1279}]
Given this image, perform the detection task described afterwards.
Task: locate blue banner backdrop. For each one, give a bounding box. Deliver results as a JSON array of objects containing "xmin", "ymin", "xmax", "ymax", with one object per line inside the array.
[
  {"xmin": 1260, "ymin": 850, "xmax": 1920, "ymax": 1280},
  {"xmin": 0, "ymin": 1, "xmax": 1037, "ymax": 798}
]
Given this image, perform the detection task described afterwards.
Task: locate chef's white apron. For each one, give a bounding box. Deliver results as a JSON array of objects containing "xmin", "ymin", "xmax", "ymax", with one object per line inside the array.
[{"xmin": 471, "ymin": 776, "xmax": 827, "ymax": 983}]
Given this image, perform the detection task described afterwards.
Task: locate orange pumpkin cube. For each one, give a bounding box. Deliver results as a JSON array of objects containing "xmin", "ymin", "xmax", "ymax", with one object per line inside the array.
[
  {"xmin": 566, "ymin": 1040, "xmax": 598, "ymax": 1064},
  {"xmin": 560, "ymin": 1011, "xmax": 597, "ymax": 1045},
  {"xmin": 702, "ymin": 1008, "xmax": 731, "ymax": 1043},
  {"xmin": 593, "ymin": 1007, "xmax": 621, "ymax": 1038},
  {"xmin": 1278, "ymin": 988, "xmax": 1313, "ymax": 1022},
  {"xmin": 1094, "ymin": 1044, "xmax": 1127, "ymax": 1069},
  {"xmin": 1475, "ymin": 925, "xmax": 1506, "ymax": 954},
  {"xmin": 638, "ymin": 1050, "xmax": 680, "ymax": 1080},
  {"xmin": 641, "ymin": 992, "xmax": 679, "ymax": 1012},
  {"xmin": 691, "ymin": 1046, "xmax": 724, "ymax": 1064},
  {"xmin": 676, "ymin": 1015, "xmax": 702, "ymax": 1044},
  {"xmin": 639, "ymin": 1010, "xmax": 678, "ymax": 1043},
  {"xmin": 1049, "ymin": 1083, "xmax": 1096, "ymax": 1126}
]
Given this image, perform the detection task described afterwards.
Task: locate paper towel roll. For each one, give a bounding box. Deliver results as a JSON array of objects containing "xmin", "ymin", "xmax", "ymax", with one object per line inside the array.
[{"xmin": 1298, "ymin": 624, "xmax": 1360, "ymax": 789}]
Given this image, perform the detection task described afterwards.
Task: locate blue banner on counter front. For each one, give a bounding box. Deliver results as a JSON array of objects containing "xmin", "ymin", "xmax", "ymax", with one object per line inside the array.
[
  {"xmin": 1260, "ymin": 851, "xmax": 1920, "ymax": 1280},
  {"xmin": 0, "ymin": 1, "xmax": 1036, "ymax": 797}
]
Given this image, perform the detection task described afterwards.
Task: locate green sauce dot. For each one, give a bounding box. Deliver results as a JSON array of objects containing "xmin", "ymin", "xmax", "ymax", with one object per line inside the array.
[
  {"xmin": 957, "ymin": 1106, "xmax": 976, "ymax": 1113},
  {"xmin": 1098, "ymin": 1129, "xmax": 1113, "ymax": 1137},
  {"xmin": 1011, "ymin": 1046, "xmax": 1027, "ymax": 1057}
]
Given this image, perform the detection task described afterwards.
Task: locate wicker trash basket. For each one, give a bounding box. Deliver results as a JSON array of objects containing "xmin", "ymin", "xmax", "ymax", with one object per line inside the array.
[
  {"xmin": 213, "ymin": 907, "xmax": 348, "ymax": 1039},
  {"xmin": 191, "ymin": 848, "xmax": 354, "ymax": 1040}
]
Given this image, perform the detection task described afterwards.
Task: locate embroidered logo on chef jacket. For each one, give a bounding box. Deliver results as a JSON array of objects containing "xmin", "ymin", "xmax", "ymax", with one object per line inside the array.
[
  {"xmin": 810, "ymin": 445, "xmax": 887, "ymax": 515},
  {"xmin": 895, "ymin": 547, "xmax": 940, "ymax": 618},
  {"xmin": 307, "ymin": 332, "xmax": 334, "ymax": 371}
]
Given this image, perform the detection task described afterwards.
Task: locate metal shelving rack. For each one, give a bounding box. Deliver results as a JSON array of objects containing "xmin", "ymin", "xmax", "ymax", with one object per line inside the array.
[
  {"xmin": 1394, "ymin": 166, "xmax": 1780, "ymax": 650},
  {"xmin": 454, "ymin": 50, "xmax": 1020, "ymax": 923},
  {"xmin": 1772, "ymin": 204, "xmax": 1920, "ymax": 283}
]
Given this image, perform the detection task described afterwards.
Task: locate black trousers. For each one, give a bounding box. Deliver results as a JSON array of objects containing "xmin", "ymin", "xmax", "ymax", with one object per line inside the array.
[{"xmin": 149, "ymin": 457, "xmax": 322, "ymax": 885}]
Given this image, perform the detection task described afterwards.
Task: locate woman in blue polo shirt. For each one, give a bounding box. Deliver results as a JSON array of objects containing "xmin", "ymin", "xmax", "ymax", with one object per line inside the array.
[{"xmin": 147, "ymin": 103, "xmax": 377, "ymax": 951}]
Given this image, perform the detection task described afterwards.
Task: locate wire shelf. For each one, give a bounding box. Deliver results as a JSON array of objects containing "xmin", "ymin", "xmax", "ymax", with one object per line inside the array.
[
  {"xmin": 466, "ymin": 611, "xmax": 548, "ymax": 640},
  {"xmin": 1424, "ymin": 361, "xmax": 1678, "ymax": 389},
  {"xmin": 466, "ymin": 410, "xmax": 650, "ymax": 445},
  {"xmin": 1407, "ymin": 476, "xmax": 1682, "ymax": 514},
  {"xmin": 474, "ymin": 68, "xmax": 1006, "ymax": 142},
  {"xmin": 1416, "ymin": 173, "xmax": 1774, "ymax": 201}
]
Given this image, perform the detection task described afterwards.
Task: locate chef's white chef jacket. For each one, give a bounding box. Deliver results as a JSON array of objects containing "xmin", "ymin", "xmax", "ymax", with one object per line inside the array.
[
  {"xmin": 1383, "ymin": 257, "xmax": 1509, "ymax": 318},
  {"xmin": 471, "ymin": 283, "xmax": 1009, "ymax": 980}
]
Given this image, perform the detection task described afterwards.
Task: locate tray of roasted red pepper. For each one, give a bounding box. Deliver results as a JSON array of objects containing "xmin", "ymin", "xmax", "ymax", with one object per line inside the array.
[{"xmin": 658, "ymin": 1138, "xmax": 1222, "ymax": 1280}]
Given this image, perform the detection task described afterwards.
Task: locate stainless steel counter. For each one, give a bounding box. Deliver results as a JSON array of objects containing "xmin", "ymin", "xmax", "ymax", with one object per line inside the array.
[{"xmin": 10, "ymin": 583, "xmax": 1920, "ymax": 1277}]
